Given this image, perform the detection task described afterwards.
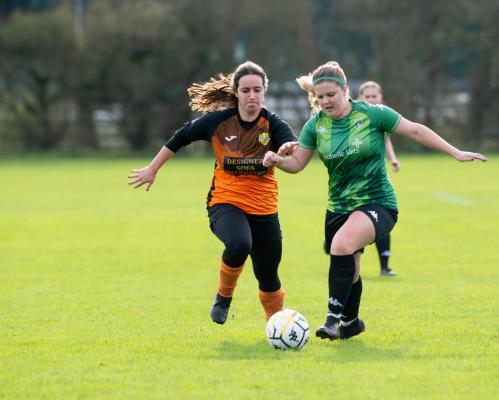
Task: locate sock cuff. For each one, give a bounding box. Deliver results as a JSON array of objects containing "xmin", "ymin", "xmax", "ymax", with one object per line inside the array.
[
  {"xmin": 259, "ymin": 288, "xmax": 285, "ymax": 301},
  {"xmin": 330, "ymin": 254, "xmax": 355, "ymax": 260},
  {"xmin": 259, "ymin": 288, "xmax": 285, "ymax": 321},
  {"xmin": 330, "ymin": 254, "xmax": 356, "ymax": 272},
  {"xmin": 220, "ymin": 260, "xmax": 244, "ymax": 275}
]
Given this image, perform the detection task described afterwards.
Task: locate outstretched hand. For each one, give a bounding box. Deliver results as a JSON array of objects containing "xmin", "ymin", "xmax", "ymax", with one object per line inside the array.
[
  {"xmin": 128, "ymin": 166, "xmax": 157, "ymax": 191},
  {"xmin": 263, "ymin": 151, "xmax": 282, "ymax": 167},
  {"xmin": 277, "ymin": 141, "xmax": 299, "ymax": 156},
  {"xmin": 454, "ymin": 151, "xmax": 487, "ymax": 162}
]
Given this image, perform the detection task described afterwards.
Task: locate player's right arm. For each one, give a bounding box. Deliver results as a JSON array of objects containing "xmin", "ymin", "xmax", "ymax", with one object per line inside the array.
[
  {"xmin": 264, "ymin": 114, "xmax": 316, "ymax": 173},
  {"xmin": 276, "ymin": 141, "xmax": 299, "ymax": 156},
  {"xmin": 128, "ymin": 146, "xmax": 175, "ymax": 191},
  {"xmin": 128, "ymin": 112, "xmax": 218, "ymax": 191},
  {"xmin": 263, "ymin": 146, "xmax": 315, "ymax": 173}
]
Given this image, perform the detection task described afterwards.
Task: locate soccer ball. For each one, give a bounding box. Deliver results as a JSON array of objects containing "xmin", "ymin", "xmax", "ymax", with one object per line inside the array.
[{"xmin": 265, "ymin": 309, "xmax": 309, "ymax": 350}]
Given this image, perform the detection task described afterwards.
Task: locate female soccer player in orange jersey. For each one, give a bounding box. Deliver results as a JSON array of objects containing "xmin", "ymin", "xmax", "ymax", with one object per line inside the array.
[{"xmin": 129, "ymin": 61, "xmax": 296, "ymax": 325}]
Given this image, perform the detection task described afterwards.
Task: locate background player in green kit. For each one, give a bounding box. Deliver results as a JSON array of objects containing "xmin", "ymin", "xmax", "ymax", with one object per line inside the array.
[
  {"xmin": 263, "ymin": 61, "xmax": 487, "ymax": 341},
  {"xmin": 358, "ymin": 80, "xmax": 400, "ymax": 276}
]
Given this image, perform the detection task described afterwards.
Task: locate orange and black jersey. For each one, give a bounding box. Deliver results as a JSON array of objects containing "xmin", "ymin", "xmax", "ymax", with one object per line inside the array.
[{"xmin": 165, "ymin": 108, "xmax": 296, "ymax": 215}]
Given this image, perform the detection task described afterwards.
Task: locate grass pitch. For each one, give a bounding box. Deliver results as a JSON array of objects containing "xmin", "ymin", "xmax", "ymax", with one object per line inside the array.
[{"xmin": 1, "ymin": 154, "xmax": 498, "ymax": 399}]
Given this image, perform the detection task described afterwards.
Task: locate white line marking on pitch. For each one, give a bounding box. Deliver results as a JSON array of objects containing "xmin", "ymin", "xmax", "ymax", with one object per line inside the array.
[{"xmin": 435, "ymin": 192, "xmax": 472, "ymax": 206}]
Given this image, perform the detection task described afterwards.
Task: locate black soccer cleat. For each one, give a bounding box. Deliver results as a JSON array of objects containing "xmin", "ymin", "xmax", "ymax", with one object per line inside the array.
[
  {"xmin": 315, "ymin": 315, "xmax": 340, "ymax": 340},
  {"xmin": 381, "ymin": 268, "xmax": 397, "ymax": 276},
  {"xmin": 210, "ymin": 293, "xmax": 232, "ymax": 324},
  {"xmin": 339, "ymin": 318, "xmax": 366, "ymax": 339}
]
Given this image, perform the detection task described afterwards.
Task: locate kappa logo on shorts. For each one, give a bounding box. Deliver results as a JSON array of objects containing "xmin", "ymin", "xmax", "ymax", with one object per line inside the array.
[{"xmin": 368, "ymin": 210, "xmax": 378, "ymax": 222}]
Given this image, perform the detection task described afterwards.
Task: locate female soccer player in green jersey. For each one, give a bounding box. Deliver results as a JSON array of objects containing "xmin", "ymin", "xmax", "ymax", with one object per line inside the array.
[
  {"xmin": 263, "ymin": 61, "xmax": 487, "ymax": 341},
  {"xmin": 358, "ymin": 80, "xmax": 400, "ymax": 276}
]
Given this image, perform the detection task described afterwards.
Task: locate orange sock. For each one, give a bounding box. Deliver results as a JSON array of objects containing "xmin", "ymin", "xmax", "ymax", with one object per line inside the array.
[
  {"xmin": 218, "ymin": 260, "xmax": 244, "ymax": 298},
  {"xmin": 259, "ymin": 288, "xmax": 285, "ymax": 320}
]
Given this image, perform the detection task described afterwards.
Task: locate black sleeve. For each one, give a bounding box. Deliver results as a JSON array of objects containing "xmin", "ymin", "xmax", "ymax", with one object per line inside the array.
[
  {"xmin": 268, "ymin": 112, "xmax": 297, "ymax": 151},
  {"xmin": 165, "ymin": 113, "xmax": 216, "ymax": 153}
]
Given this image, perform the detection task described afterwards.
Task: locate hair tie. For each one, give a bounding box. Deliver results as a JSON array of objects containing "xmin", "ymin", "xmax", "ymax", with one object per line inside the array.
[{"xmin": 312, "ymin": 76, "xmax": 346, "ymax": 86}]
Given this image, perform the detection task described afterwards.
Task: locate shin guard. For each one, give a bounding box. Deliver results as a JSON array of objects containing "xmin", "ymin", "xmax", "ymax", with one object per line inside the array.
[
  {"xmin": 341, "ymin": 276, "xmax": 363, "ymax": 323},
  {"xmin": 259, "ymin": 288, "xmax": 285, "ymax": 320},
  {"xmin": 328, "ymin": 254, "xmax": 355, "ymax": 320},
  {"xmin": 218, "ymin": 260, "xmax": 244, "ymax": 298}
]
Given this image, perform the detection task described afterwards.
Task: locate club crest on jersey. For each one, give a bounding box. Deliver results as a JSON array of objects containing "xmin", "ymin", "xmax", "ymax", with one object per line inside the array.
[
  {"xmin": 352, "ymin": 138, "xmax": 363, "ymax": 149},
  {"xmin": 258, "ymin": 132, "xmax": 270, "ymax": 145}
]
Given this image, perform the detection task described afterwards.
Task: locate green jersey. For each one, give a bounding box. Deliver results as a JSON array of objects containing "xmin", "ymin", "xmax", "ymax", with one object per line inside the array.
[{"xmin": 299, "ymin": 100, "xmax": 401, "ymax": 213}]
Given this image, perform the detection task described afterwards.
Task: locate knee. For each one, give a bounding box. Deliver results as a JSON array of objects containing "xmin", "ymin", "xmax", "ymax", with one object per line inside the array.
[
  {"xmin": 224, "ymin": 238, "xmax": 252, "ymax": 266},
  {"xmin": 258, "ymin": 278, "xmax": 281, "ymax": 293},
  {"xmin": 330, "ymin": 239, "xmax": 357, "ymax": 255},
  {"xmin": 228, "ymin": 238, "xmax": 252, "ymax": 256}
]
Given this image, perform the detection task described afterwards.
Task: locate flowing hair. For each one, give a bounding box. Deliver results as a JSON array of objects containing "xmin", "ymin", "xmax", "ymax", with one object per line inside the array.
[
  {"xmin": 296, "ymin": 74, "xmax": 319, "ymax": 113},
  {"xmin": 187, "ymin": 61, "xmax": 268, "ymax": 112},
  {"xmin": 187, "ymin": 73, "xmax": 236, "ymax": 112}
]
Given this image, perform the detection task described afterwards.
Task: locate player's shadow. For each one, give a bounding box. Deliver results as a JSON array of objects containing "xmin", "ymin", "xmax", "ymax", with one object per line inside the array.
[
  {"xmin": 210, "ymin": 339, "xmax": 402, "ymax": 361},
  {"xmin": 314, "ymin": 339, "xmax": 403, "ymax": 363},
  {"xmin": 210, "ymin": 340, "xmax": 308, "ymax": 360}
]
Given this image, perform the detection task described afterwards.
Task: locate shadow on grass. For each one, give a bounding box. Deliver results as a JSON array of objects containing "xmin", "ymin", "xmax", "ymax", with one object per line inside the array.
[
  {"xmin": 314, "ymin": 339, "xmax": 403, "ymax": 363},
  {"xmin": 208, "ymin": 338, "xmax": 403, "ymax": 362},
  {"xmin": 209, "ymin": 340, "xmax": 292, "ymax": 360}
]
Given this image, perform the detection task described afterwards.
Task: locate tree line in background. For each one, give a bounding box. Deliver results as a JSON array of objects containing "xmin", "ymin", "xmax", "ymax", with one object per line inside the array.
[{"xmin": 0, "ymin": 0, "xmax": 498, "ymax": 152}]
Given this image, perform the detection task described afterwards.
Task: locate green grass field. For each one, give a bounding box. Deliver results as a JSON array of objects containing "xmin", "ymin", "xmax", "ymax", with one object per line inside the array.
[{"xmin": 1, "ymin": 155, "xmax": 498, "ymax": 399}]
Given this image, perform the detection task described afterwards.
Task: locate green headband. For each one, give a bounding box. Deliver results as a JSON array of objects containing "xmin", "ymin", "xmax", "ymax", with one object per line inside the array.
[{"xmin": 312, "ymin": 76, "xmax": 346, "ymax": 86}]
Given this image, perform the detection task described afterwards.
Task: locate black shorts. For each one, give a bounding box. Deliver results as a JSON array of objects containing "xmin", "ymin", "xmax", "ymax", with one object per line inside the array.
[
  {"xmin": 207, "ymin": 203, "xmax": 283, "ymax": 292},
  {"xmin": 324, "ymin": 204, "xmax": 398, "ymax": 254}
]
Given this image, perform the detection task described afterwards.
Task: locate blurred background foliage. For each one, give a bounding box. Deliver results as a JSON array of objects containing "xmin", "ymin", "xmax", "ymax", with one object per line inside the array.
[{"xmin": 0, "ymin": 0, "xmax": 498, "ymax": 153}]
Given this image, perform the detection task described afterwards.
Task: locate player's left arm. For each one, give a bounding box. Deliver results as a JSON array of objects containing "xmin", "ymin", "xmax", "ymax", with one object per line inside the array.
[
  {"xmin": 393, "ymin": 117, "xmax": 487, "ymax": 162},
  {"xmin": 385, "ymin": 136, "xmax": 400, "ymax": 172}
]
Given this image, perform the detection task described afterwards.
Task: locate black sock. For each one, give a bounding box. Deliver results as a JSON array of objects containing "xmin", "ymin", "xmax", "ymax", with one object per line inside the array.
[
  {"xmin": 376, "ymin": 235, "xmax": 391, "ymax": 270},
  {"xmin": 328, "ymin": 254, "xmax": 355, "ymax": 322},
  {"xmin": 341, "ymin": 276, "xmax": 363, "ymax": 323}
]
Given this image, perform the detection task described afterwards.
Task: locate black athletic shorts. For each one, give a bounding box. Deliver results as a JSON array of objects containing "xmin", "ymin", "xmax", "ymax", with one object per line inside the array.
[
  {"xmin": 207, "ymin": 203, "xmax": 283, "ymax": 292},
  {"xmin": 323, "ymin": 204, "xmax": 398, "ymax": 254}
]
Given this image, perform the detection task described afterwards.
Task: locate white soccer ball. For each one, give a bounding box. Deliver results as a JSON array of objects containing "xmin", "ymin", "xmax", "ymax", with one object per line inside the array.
[{"xmin": 265, "ymin": 309, "xmax": 309, "ymax": 350}]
